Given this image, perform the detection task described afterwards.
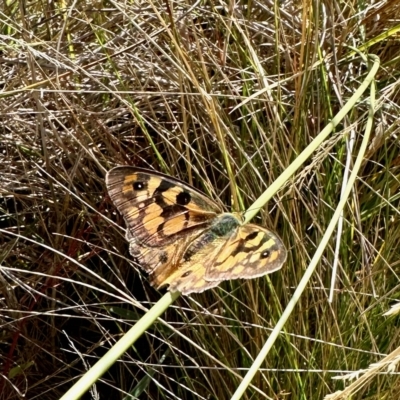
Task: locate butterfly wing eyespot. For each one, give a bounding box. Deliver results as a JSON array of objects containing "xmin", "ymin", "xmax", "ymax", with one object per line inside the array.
[
  {"xmin": 261, "ymin": 250, "xmax": 270, "ymax": 258},
  {"xmin": 106, "ymin": 166, "xmax": 287, "ymax": 295},
  {"xmin": 133, "ymin": 181, "xmax": 145, "ymax": 191}
]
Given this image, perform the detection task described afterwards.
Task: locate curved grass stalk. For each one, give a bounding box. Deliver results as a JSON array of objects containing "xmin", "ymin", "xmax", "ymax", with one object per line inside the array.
[{"xmin": 232, "ymin": 55, "xmax": 378, "ymax": 400}]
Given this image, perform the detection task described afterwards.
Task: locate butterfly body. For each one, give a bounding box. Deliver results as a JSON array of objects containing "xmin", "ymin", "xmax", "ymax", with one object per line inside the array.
[
  {"xmin": 106, "ymin": 166, "xmax": 286, "ymax": 295},
  {"xmin": 182, "ymin": 213, "xmax": 241, "ymax": 260}
]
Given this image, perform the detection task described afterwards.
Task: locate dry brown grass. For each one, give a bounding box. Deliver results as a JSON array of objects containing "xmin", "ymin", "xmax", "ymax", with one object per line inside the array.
[{"xmin": 1, "ymin": 0, "xmax": 400, "ymax": 399}]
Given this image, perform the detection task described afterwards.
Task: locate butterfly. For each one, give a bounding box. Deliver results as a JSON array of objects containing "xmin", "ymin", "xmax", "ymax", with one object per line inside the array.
[{"xmin": 106, "ymin": 166, "xmax": 287, "ymax": 295}]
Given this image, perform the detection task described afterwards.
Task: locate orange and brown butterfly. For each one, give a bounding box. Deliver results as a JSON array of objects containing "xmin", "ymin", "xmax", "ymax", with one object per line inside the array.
[{"xmin": 106, "ymin": 166, "xmax": 287, "ymax": 295}]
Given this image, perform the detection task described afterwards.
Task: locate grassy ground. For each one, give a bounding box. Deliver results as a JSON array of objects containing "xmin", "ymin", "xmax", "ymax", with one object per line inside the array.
[{"xmin": 1, "ymin": 1, "xmax": 400, "ymax": 399}]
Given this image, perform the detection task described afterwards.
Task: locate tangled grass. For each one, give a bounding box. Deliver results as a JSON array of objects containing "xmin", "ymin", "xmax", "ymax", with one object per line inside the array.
[{"xmin": 1, "ymin": 1, "xmax": 400, "ymax": 399}]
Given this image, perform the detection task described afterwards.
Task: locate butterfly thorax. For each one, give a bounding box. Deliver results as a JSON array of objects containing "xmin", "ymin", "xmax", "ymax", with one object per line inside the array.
[{"xmin": 182, "ymin": 213, "xmax": 241, "ymax": 262}]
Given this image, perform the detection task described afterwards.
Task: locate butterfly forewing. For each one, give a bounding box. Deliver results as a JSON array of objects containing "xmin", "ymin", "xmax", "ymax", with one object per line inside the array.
[
  {"xmin": 106, "ymin": 166, "xmax": 222, "ymax": 247},
  {"xmin": 205, "ymin": 224, "xmax": 287, "ymax": 282}
]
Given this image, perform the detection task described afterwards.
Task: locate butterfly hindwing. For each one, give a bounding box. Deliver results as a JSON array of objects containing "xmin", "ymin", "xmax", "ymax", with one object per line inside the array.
[
  {"xmin": 129, "ymin": 231, "xmax": 199, "ymax": 274},
  {"xmin": 150, "ymin": 216, "xmax": 236, "ymax": 294}
]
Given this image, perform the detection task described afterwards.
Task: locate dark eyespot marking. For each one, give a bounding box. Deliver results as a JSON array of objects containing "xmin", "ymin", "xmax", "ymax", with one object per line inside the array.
[
  {"xmin": 261, "ymin": 250, "xmax": 270, "ymax": 259},
  {"xmin": 159, "ymin": 252, "xmax": 168, "ymax": 263},
  {"xmin": 181, "ymin": 271, "xmax": 192, "ymax": 278},
  {"xmin": 176, "ymin": 191, "xmax": 191, "ymax": 206},
  {"xmin": 133, "ymin": 181, "xmax": 146, "ymax": 191}
]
